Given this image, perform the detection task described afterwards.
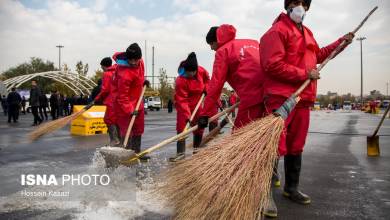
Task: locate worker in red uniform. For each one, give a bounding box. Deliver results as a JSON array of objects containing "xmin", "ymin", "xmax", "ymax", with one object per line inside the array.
[
  {"xmin": 171, "ymin": 52, "xmax": 210, "ymax": 160},
  {"xmin": 170, "ymin": 52, "xmax": 210, "ymax": 161},
  {"xmin": 112, "ymin": 43, "xmax": 148, "ymax": 160},
  {"xmin": 259, "ymin": 0, "xmax": 355, "ymax": 217},
  {"xmin": 94, "ymin": 57, "xmax": 120, "ymax": 146},
  {"xmin": 228, "ymin": 90, "xmax": 238, "ymax": 118},
  {"xmin": 198, "ymin": 24, "xmax": 263, "ymax": 130},
  {"xmin": 369, "ymin": 100, "xmax": 377, "ymax": 113}
]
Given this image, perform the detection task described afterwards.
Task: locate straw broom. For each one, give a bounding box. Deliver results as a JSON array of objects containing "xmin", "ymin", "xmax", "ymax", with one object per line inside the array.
[
  {"xmin": 158, "ymin": 7, "xmax": 377, "ymax": 220},
  {"xmin": 119, "ymin": 103, "xmax": 239, "ymax": 166},
  {"xmin": 28, "ymin": 102, "xmax": 95, "ymax": 141},
  {"xmin": 185, "ymin": 109, "xmax": 234, "ymax": 149}
]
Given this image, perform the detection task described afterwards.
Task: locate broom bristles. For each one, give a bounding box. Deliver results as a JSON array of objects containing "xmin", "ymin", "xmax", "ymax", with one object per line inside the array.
[
  {"xmin": 28, "ymin": 109, "xmax": 88, "ymax": 141},
  {"xmin": 158, "ymin": 114, "xmax": 284, "ymax": 220}
]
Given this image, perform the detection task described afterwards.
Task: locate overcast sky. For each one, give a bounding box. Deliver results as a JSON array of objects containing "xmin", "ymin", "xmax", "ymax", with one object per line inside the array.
[{"xmin": 0, "ymin": 0, "xmax": 389, "ymax": 96}]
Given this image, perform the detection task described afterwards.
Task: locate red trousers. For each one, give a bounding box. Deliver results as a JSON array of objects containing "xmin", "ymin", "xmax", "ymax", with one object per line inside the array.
[
  {"xmin": 116, "ymin": 109, "xmax": 145, "ymax": 137},
  {"xmin": 233, "ymin": 104, "xmax": 264, "ymax": 130},
  {"xmin": 103, "ymin": 105, "xmax": 116, "ymax": 126},
  {"xmin": 264, "ymin": 96, "xmax": 310, "ymax": 156},
  {"xmin": 176, "ymin": 112, "xmax": 204, "ymax": 135}
]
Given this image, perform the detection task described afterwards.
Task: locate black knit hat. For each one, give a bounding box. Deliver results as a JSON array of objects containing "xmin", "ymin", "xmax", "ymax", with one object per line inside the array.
[
  {"xmin": 206, "ymin": 26, "xmax": 218, "ymax": 44},
  {"xmin": 125, "ymin": 43, "xmax": 142, "ymax": 60},
  {"xmin": 100, "ymin": 57, "xmax": 112, "ymax": 67},
  {"xmin": 183, "ymin": 52, "xmax": 198, "ymax": 71},
  {"xmin": 284, "ymin": 0, "xmax": 311, "ymax": 10}
]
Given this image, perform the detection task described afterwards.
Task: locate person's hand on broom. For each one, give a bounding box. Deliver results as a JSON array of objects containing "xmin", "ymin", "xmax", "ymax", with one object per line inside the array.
[
  {"xmin": 307, "ymin": 69, "xmax": 320, "ymax": 80},
  {"xmin": 144, "ymin": 80, "xmax": 151, "ymax": 87},
  {"xmin": 342, "ymin": 32, "xmax": 355, "ymax": 45},
  {"xmin": 85, "ymin": 100, "xmax": 95, "ymax": 109},
  {"xmin": 93, "ymin": 96, "xmax": 102, "ymax": 105}
]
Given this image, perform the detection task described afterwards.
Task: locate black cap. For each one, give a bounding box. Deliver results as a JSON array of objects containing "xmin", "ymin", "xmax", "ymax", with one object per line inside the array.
[
  {"xmin": 206, "ymin": 26, "xmax": 218, "ymax": 44},
  {"xmin": 284, "ymin": 0, "xmax": 311, "ymax": 10},
  {"xmin": 125, "ymin": 43, "xmax": 142, "ymax": 60},
  {"xmin": 183, "ymin": 52, "xmax": 198, "ymax": 71},
  {"xmin": 100, "ymin": 57, "xmax": 112, "ymax": 67}
]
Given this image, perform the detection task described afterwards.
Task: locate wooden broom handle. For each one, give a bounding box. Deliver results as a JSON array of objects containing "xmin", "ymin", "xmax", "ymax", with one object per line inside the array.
[
  {"xmin": 293, "ymin": 6, "xmax": 378, "ymax": 98},
  {"xmin": 123, "ymin": 85, "xmax": 147, "ymax": 147},
  {"xmin": 372, "ymin": 104, "xmax": 390, "ymax": 137},
  {"xmin": 121, "ymin": 102, "xmax": 240, "ymax": 163},
  {"xmin": 186, "ymin": 93, "xmax": 206, "ymax": 129}
]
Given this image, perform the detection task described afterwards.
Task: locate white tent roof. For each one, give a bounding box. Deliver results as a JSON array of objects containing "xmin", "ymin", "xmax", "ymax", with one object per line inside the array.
[{"xmin": 2, "ymin": 71, "xmax": 97, "ymax": 95}]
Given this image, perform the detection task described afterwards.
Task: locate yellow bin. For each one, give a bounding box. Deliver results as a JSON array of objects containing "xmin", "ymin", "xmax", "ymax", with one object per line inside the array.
[{"xmin": 70, "ymin": 105, "xmax": 108, "ymax": 136}]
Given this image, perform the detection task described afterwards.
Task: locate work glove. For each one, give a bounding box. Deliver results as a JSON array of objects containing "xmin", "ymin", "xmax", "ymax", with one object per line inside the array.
[
  {"xmin": 342, "ymin": 32, "xmax": 355, "ymax": 45},
  {"xmin": 94, "ymin": 97, "xmax": 102, "ymax": 105},
  {"xmin": 144, "ymin": 80, "xmax": 151, "ymax": 87},
  {"xmin": 131, "ymin": 110, "xmax": 139, "ymax": 116},
  {"xmin": 307, "ymin": 69, "xmax": 320, "ymax": 80},
  {"xmin": 198, "ymin": 116, "xmax": 209, "ymax": 128}
]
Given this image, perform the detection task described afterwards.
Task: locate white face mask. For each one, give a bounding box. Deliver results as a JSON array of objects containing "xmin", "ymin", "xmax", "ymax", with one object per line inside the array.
[{"xmin": 289, "ymin": 5, "xmax": 306, "ymax": 24}]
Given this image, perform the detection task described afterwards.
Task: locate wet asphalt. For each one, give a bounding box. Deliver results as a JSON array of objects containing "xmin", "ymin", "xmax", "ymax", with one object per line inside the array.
[{"xmin": 0, "ymin": 109, "xmax": 389, "ymax": 220}]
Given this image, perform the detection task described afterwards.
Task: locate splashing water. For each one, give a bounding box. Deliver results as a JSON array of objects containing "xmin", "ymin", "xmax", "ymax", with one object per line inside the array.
[{"xmin": 0, "ymin": 147, "xmax": 172, "ymax": 220}]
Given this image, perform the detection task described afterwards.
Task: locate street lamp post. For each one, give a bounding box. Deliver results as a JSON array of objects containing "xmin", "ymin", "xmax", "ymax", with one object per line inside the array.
[
  {"xmin": 56, "ymin": 45, "xmax": 64, "ymax": 71},
  {"xmin": 152, "ymin": 46, "xmax": 155, "ymax": 89},
  {"xmin": 356, "ymin": 37, "xmax": 366, "ymax": 107}
]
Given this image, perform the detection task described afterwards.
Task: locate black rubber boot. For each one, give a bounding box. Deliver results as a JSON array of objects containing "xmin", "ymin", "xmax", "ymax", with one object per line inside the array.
[
  {"xmin": 169, "ymin": 139, "xmax": 186, "ymax": 162},
  {"xmin": 120, "ymin": 137, "xmax": 127, "ymax": 149},
  {"xmin": 193, "ymin": 134, "xmax": 203, "ymax": 154},
  {"xmin": 272, "ymin": 159, "xmax": 281, "ymax": 188},
  {"xmin": 219, "ymin": 118, "xmax": 228, "ymax": 128},
  {"xmin": 209, "ymin": 121, "xmax": 218, "ymax": 132},
  {"xmin": 210, "ymin": 121, "xmax": 224, "ymax": 134},
  {"xmin": 262, "ymin": 191, "xmax": 278, "ymax": 218},
  {"xmin": 283, "ymin": 154, "xmax": 311, "ymax": 205},
  {"xmin": 108, "ymin": 125, "xmax": 121, "ymax": 146},
  {"xmin": 131, "ymin": 135, "xmax": 149, "ymax": 161},
  {"xmin": 114, "ymin": 126, "xmax": 122, "ymax": 147}
]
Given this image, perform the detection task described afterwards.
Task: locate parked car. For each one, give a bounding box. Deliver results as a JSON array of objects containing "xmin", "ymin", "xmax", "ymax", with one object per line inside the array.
[
  {"xmin": 383, "ymin": 100, "xmax": 390, "ymax": 108},
  {"xmin": 144, "ymin": 98, "xmax": 148, "ymax": 109},
  {"xmin": 147, "ymin": 96, "xmax": 161, "ymax": 111},
  {"xmin": 343, "ymin": 101, "xmax": 352, "ymax": 111}
]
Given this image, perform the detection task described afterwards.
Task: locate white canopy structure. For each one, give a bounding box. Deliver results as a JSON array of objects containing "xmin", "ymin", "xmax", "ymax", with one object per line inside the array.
[{"xmin": 2, "ymin": 71, "xmax": 96, "ymax": 95}]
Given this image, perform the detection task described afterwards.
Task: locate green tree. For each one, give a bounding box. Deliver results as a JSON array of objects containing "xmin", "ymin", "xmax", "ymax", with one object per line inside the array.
[
  {"xmin": 0, "ymin": 58, "xmax": 81, "ymax": 95},
  {"xmin": 62, "ymin": 63, "xmax": 71, "ymax": 72},
  {"xmin": 91, "ymin": 69, "xmax": 104, "ymax": 84},
  {"xmin": 75, "ymin": 61, "xmax": 89, "ymax": 76},
  {"xmin": 158, "ymin": 68, "xmax": 174, "ymax": 107},
  {"xmin": 2, "ymin": 57, "xmax": 56, "ymax": 79},
  {"xmin": 1, "ymin": 57, "xmax": 57, "ymax": 93}
]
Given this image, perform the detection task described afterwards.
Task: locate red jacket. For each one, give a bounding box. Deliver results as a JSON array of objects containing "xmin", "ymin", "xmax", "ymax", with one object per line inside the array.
[
  {"xmin": 201, "ymin": 24, "xmax": 263, "ymax": 117},
  {"xmin": 175, "ymin": 66, "xmax": 210, "ymax": 125},
  {"xmin": 94, "ymin": 65, "xmax": 116, "ymax": 106},
  {"xmin": 112, "ymin": 52, "xmax": 145, "ymax": 116},
  {"xmin": 260, "ymin": 13, "xmax": 344, "ymax": 102}
]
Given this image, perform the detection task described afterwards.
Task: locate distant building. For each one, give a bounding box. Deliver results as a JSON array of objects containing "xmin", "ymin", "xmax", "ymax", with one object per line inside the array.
[{"xmin": 327, "ymin": 91, "xmax": 338, "ymax": 100}]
